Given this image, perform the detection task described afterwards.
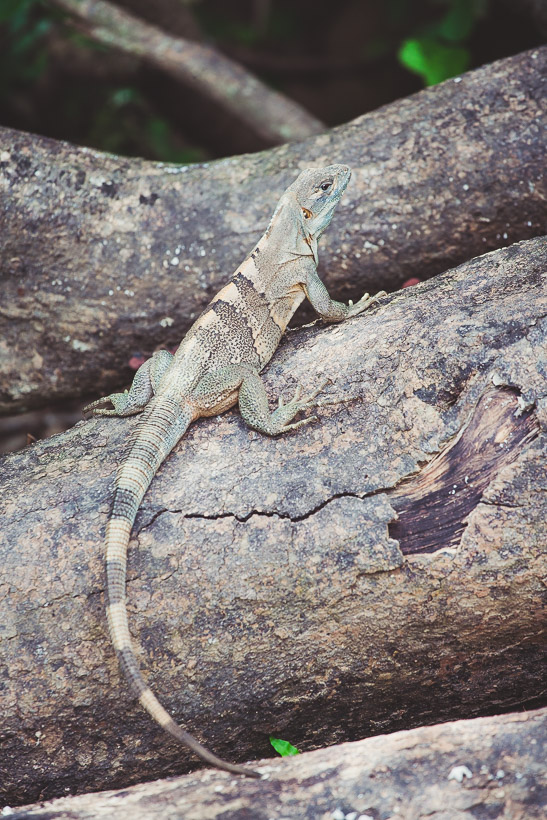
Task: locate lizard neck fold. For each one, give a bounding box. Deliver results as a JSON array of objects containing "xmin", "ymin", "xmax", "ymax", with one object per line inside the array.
[{"xmin": 262, "ymin": 190, "xmax": 318, "ymax": 265}]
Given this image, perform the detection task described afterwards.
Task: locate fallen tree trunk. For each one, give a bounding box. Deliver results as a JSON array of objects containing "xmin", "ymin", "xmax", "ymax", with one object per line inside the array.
[
  {"xmin": 0, "ymin": 47, "xmax": 546, "ymax": 414},
  {"xmin": 10, "ymin": 707, "xmax": 546, "ymax": 819},
  {"xmin": 1, "ymin": 237, "xmax": 545, "ymax": 805}
]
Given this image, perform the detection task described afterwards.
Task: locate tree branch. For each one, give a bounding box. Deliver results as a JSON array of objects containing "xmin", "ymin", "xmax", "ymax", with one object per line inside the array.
[
  {"xmin": 49, "ymin": 0, "xmax": 325, "ymax": 145},
  {"xmin": 11, "ymin": 708, "xmax": 546, "ymax": 818},
  {"xmin": 0, "ymin": 47, "xmax": 545, "ymax": 415},
  {"xmin": 1, "ymin": 239, "xmax": 545, "ymax": 805}
]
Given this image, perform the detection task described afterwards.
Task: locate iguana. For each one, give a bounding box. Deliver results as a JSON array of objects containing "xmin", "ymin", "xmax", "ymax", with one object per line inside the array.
[{"xmin": 83, "ymin": 164, "xmax": 385, "ymax": 778}]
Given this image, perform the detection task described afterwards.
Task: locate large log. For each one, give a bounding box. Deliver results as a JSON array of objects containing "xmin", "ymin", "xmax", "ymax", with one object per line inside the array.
[
  {"xmin": 0, "ymin": 47, "xmax": 546, "ymax": 414},
  {"xmin": 9, "ymin": 708, "xmax": 546, "ymax": 819},
  {"xmin": 0, "ymin": 238, "xmax": 545, "ymax": 806}
]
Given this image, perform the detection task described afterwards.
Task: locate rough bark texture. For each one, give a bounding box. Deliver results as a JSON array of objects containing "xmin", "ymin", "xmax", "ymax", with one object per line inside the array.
[
  {"xmin": 51, "ymin": 0, "xmax": 324, "ymax": 146},
  {"xmin": 1, "ymin": 238, "xmax": 545, "ymax": 806},
  {"xmin": 9, "ymin": 708, "xmax": 546, "ymax": 820},
  {"xmin": 0, "ymin": 47, "xmax": 545, "ymax": 414}
]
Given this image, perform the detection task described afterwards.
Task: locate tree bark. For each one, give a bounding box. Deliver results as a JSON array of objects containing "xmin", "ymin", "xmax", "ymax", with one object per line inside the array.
[
  {"xmin": 0, "ymin": 47, "xmax": 545, "ymax": 414},
  {"xmin": 1, "ymin": 238, "xmax": 545, "ymax": 806},
  {"xmin": 9, "ymin": 708, "xmax": 546, "ymax": 819}
]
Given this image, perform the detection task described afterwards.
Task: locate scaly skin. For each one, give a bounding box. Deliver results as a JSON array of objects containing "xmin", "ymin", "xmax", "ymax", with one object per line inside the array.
[{"xmin": 84, "ymin": 164, "xmax": 386, "ymax": 778}]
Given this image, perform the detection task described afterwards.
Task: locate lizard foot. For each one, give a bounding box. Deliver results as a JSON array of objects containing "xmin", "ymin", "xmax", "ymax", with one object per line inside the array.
[
  {"xmin": 83, "ymin": 351, "xmax": 172, "ymax": 418},
  {"xmin": 270, "ymin": 379, "xmax": 328, "ymax": 434},
  {"xmin": 347, "ymin": 290, "xmax": 387, "ymax": 318},
  {"xmin": 82, "ymin": 391, "xmax": 139, "ymax": 417}
]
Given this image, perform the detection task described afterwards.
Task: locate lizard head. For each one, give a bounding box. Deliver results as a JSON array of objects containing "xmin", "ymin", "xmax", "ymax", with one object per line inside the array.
[{"xmin": 288, "ymin": 164, "xmax": 351, "ymax": 239}]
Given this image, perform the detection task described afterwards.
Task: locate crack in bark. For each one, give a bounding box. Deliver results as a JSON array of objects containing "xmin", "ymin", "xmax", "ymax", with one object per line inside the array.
[
  {"xmin": 135, "ymin": 485, "xmax": 400, "ymax": 534},
  {"xmin": 478, "ymin": 499, "xmax": 523, "ymax": 510}
]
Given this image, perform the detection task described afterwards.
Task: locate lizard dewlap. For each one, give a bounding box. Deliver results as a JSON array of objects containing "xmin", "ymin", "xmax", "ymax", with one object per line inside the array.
[{"xmin": 83, "ymin": 165, "xmax": 385, "ymax": 777}]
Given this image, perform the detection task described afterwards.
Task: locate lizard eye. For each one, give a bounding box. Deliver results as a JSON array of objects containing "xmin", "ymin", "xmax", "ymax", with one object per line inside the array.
[{"xmin": 320, "ymin": 179, "xmax": 333, "ymax": 192}]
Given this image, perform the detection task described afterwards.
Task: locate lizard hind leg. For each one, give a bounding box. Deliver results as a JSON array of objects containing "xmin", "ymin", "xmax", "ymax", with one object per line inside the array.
[
  {"xmin": 83, "ymin": 350, "xmax": 174, "ymax": 417},
  {"xmin": 192, "ymin": 364, "xmax": 327, "ymax": 434},
  {"xmin": 239, "ymin": 370, "xmax": 328, "ymax": 435}
]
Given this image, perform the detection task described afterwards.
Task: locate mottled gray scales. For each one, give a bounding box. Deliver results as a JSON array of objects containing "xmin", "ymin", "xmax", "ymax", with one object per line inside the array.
[
  {"xmin": 212, "ymin": 298, "xmax": 282, "ymax": 367},
  {"xmin": 191, "ymin": 320, "xmax": 260, "ymax": 373},
  {"xmin": 83, "ymin": 165, "xmax": 386, "ymax": 779},
  {"xmin": 212, "ymin": 300, "xmax": 258, "ymax": 346},
  {"xmin": 232, "ymin": 271, "xmax": 274, "ymax": 330}
]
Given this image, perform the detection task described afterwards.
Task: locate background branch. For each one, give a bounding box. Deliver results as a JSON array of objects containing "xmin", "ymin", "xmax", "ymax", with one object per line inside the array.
[{"xmin": 49, "ymin": 0, "xmax": 325, "ymax": 145}]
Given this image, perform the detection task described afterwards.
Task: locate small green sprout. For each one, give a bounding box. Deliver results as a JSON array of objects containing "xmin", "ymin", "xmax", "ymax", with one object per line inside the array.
[{"xmin": 270, "ymin": 736, "xmax": 301, "ymax": 757}]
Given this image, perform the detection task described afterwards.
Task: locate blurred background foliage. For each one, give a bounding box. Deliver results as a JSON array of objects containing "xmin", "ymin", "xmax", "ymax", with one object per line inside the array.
[{"xmin": 0, "ymin": 0, "xmax": 543, "ymax": 162}]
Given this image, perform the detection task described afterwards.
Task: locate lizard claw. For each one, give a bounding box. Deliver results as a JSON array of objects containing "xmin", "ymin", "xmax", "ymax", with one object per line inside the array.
[
  {"xmin": 82, "ymin": 389, "xmax": 140, "ymax": 417},
  {"xmin": 292, "ymin": 384, "xmax": 303, "ymax": 402},
  {"xmin": 280, "ymin": 414, "xmax": 318, "ymax": 433},
  {"xmin": 289, "ymin": 379, "xmax": 326, "ymax": 410},
  {"xmin": 82, "ymin": 397, "xmax": 115, "ymax": 417},
  {"xmin": 347, "ymin": 290, "xmax": 386, "ymax": 317},
  {"xmin": 269, "ymin": 379, "xmax": 329, "ymax": 434}
]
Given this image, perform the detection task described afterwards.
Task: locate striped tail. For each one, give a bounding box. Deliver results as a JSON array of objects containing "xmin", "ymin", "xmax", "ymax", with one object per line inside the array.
[{"xmin": 105, "ymin": 396, "xmax": 258, "ymax": 778}]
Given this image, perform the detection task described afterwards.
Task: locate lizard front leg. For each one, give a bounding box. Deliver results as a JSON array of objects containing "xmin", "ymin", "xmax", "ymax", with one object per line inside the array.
[
  {"xmin": 83, "ymin": 349, "xmax": 174, "ymax": 417},
  {"xmin": 305, "ymin": 268, "xmax": 386, "ymax": 322}
]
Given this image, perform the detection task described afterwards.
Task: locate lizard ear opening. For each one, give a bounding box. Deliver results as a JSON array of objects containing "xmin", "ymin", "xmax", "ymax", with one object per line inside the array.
[{"xmin": 294, "ymin": 200, "xmax": 317, "ymax": 263}]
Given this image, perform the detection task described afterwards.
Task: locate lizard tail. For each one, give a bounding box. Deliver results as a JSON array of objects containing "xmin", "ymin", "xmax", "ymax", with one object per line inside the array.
[{"xmin": 106, "ymin": 397, "xmax": 259, "ymax": 778}]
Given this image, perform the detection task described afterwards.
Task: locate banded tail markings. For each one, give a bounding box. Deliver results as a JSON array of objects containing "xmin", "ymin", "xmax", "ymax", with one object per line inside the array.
[{"xmin": 104, "ymin": 397, "xmax": 259, "ymax": 777}]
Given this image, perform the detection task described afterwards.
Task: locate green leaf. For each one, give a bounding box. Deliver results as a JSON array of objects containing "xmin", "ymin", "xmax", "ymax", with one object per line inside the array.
[
  {"xmin": 270, "ymin": 736, "xmax": 300, "ymax": 757},
  {"xmin": 398, "ymin": 37, "xmax": 469, "ymax": 85}
]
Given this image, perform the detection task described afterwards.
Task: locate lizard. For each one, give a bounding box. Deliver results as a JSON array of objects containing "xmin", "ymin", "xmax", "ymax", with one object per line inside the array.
[{"xmin": 83, "ymin": 164, "xmax": 385, "ymax": 778}]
